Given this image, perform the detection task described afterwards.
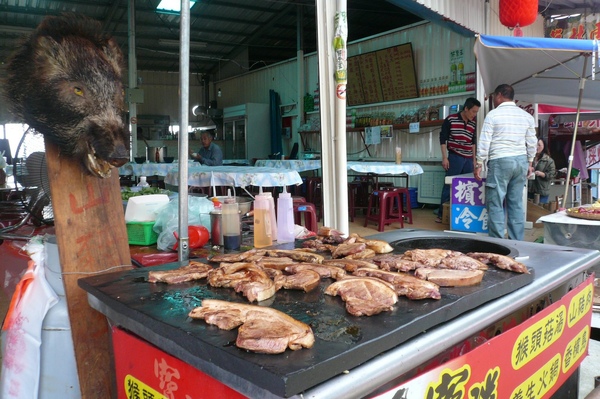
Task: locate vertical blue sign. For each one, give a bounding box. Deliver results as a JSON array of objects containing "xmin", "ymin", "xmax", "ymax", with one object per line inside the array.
[{"xmin": 450, "ymin": 177, "xmax": 488, "ymax": 233}]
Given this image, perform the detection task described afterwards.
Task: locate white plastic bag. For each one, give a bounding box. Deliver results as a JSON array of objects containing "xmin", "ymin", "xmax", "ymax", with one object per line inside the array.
[
  {"xmin": 153, "ymin": 195, "xmax": 214, "ymax": 251},
  {"xmin": 1, "ymin": 238, "xmax": 58, "ymax": 399}
]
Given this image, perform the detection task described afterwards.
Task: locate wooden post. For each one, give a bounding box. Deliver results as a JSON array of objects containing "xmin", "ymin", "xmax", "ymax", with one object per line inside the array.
[{"xmin": 44, "ymin": 139, "xmax": 132, "ymax": 397}]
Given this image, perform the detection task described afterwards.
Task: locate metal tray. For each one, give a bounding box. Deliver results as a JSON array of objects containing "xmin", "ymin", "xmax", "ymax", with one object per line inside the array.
[{"xmin": 79, "ymin": 237, "xmax": 533, "ymax": 397}]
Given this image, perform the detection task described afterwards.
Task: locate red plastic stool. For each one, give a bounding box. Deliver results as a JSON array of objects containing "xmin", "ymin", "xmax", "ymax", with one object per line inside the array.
[
  {"xmin": 348, "ymin": 181, "xmax": 362, "ymax": 222},
  {"xmin": 293, "ymin": 202, "xmax": 318, "ymax": 233},
  {"xmin": 383, "ymin": 187, "xmax": 413, "ymax": 224},
  {"xmin": 306, "ymin": 177, "xmax": 322, "ymax": 221},
  {"xmin": 364, "ymin": 190, "xmax": 403, "ymax": 232}
]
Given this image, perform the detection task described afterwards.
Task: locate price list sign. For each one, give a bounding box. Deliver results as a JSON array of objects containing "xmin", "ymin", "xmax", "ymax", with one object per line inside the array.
[{"xmin": 346, "ymin": 43, "xmax": 419, "ymax": 106}]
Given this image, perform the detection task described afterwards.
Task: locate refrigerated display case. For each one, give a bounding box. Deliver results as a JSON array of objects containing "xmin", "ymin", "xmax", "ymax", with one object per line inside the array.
[{"xmin": 222, "ymin": 103, "xmax": 270, "ymax": 161}]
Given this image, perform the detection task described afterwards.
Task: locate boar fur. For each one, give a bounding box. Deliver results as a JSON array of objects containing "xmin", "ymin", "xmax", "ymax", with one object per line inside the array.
[{"xmin": 4, "ymin": 13, "xmax": 130, "ymax": 178}]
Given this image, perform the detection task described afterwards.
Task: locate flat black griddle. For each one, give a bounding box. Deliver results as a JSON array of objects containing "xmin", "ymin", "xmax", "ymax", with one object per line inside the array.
[{"xmin": 78, "ymin": 235, "xmax": 533, "ymax": 397}]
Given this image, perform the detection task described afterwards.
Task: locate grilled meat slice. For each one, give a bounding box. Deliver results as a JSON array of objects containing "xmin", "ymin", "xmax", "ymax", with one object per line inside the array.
[
  {"xmin": 209, "ymin": 249, "xmax": 266, "ymax": 263},
  {"xmin": 317, "ymin": 226, "xmax": 345, "ymax": 244},
  {"xmin": 267, "ymin": 249, "xmax": 324, "ymax": 264},
  {"xmin": 332, "ymin": 242, "xmax": 367, "ymax": 258},
  {"xmin": 402, "ymin": 249, "xmax": 462, "ymax": 267},
  {"xmin": 322, "ymin": 259, "xmax": 379, "ymax": 273},
  {"xmin": 414, "ymin": 268, "xmax": 484, "ymax": 287},
  {"xmin": 255, "ymin": 256, "xmax": 296, "ymax": 270},
  {"xmin": 348, "ymin": 233, "xmax": 394, "ymax": 254},
  {"xmin": 285, "ymin": 263, "xmax": 347, "ymax": 280},
  {"xmin": 353, "ymin": 268, "xmax": 441, "ymax": 300},
  {"xmin": 325, "ymin": 276, "xmax": 398, "ymax": 316},
  {"xmin": 189, "ymin": 299, "xmax": 315, "ymax": 353},
  {"xmin": 301, "ymin": 239, "xmax": 334, "ymax": 252},
  {"xmin": 467, "ymin": 252, "xmax": 530, "ymax": 274},
  {"xmin": 148, "ymin": 261, "xmax": 212, "ymax": 284},
  {"xmin": 344, "ymin": 248, "xmax": 376, "ymax": 260},
  {"xmin": 438, "ymin": 254, "xmax": 489, "ymax": 271},
  {"xmin": 371, "ymin": 254, "xmax": 422, "ymax": 272},
  {"xmin": 208, "ymin": 262, "xmax": 276, "ymax": 302},
  {"xmin": 274, "ymin": 269, "xmax": 321, "ymax": 292}
]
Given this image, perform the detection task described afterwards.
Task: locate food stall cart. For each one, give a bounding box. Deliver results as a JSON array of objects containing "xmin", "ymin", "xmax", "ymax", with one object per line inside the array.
[{"xmin": 78, "ymin": 229, "xmax": 598, "ymax": 398}]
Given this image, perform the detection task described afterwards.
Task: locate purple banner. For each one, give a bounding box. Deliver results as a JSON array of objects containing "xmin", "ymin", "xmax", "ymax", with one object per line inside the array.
[{"xmin": 451, "ymin": 177, "xmax": 485, "ymax": 206}]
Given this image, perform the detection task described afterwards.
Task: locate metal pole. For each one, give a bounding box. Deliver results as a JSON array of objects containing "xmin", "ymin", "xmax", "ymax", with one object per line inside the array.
[
  {"xmin": 178, "ymin": 0, "xmax": 191, "ymax": 261},
  {"xmin": 561, "ymin": 58, "xmax": 587, "ymax": 209},
  {"xmin": 315, "ymin": 0, "xmax": 349, "ymax": 235},
  {"xmin": 127, "ymin": 0, "xmax": 137, "ymax": 162}
]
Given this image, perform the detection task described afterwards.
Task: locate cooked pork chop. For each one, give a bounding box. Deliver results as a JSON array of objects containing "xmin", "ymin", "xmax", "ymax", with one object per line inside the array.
[
  {"xmin": 189, "ymin": 299, "xmax": 315, "ymax": 354},
  {"xmin": 331, "ymin": 242, "xmax": 367, "ymax": 258},
  {"xmin": 414, "ymin": 268, "xmax": 484, "ymax": 287},
  {"xmin": 402, "ymin": 249, "xmax": 462, "ymax": 267},
  {"xmin": 148, "ymin": 261, "xmax": 212, "ymax": 284},
  {"xmin": 208, "ymin": 262, "xmax": 276, "ymax": 302},
  {"xmin": 353, "ymin": 268, "xmax": 441, "ymax": 300},
  {"xmin": 325, "ymin": 277, "xmax": 398, "ymax": 316},
  {"xmin": 438, "ymin": 254, "xmax": 489, "ymax": 271},
  {"xmin": 371, "ymin": 254, "xmax": 422, "ymax": 272},
  {"xmin": 467, "ymin": 252, "xmax": 530, "ymax": 274},
  {"xmin": 274, "ymin": 269, "xmax": 321, "ymax": 292},
  {"xmin": 285, "ymin": 263, "xmax": 347, "ymax": 280},
  {"xmin": 322, "ymin": 258, "xmax": 379, "ymax": 273},
  {"xmin": 267, "ymin": 249, "xmax": 324, "ymax": 264},
  {"xmin": 347, "ymin": 233, "xmax": 394, "ymax": 254},
  {"xmin": 209, "ymin": 249, "xmax": 266, "ymax": 263},
  {"xmin": 344, "ymin": 248, "xmax": 376, "ymax": 260}
]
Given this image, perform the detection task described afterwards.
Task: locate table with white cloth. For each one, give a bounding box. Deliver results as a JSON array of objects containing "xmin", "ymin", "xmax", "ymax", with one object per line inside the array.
[
  {"xmin": 254, "ymin": 159, "xmax": 321, "ymax": 173},
  {"xmin": 164, "ymin": 165, "xmax": 303, "ymax": 190},
  {"xmin": 118, "ymin": 162, "xmax": 176, "ymax": 177},
  {"xmin": 537, "ymin": 211, "xmax": 600, "ymax": 250},
  {"xmin": 346, "ymin": 161, "xmax": 424, "ymax": 187}
]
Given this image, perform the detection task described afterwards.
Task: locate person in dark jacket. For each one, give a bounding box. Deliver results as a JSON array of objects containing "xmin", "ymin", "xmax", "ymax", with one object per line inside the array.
[
  {"xmin": 528, "ymin": 138, "xmax": 556, "ymax": 204},
  {"xmin": 436, "ymin": 97, "xmax": 481, "ymax": 223},
  {"xmin": 190, "ymin": 130, "xmax": 223, "ymax": 166}
]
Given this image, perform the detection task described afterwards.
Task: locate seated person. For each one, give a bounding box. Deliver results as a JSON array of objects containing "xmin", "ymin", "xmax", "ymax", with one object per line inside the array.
[{"xmin": 189, "ymin": 130, "xmax": 223, "ymax": 166}]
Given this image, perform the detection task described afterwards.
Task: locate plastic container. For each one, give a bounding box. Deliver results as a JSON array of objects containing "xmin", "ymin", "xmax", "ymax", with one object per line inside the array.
[
  {"xmin": 137, "ymin": 176, "xmax": 150, "ymax": 188},
  {"xmin": 222, "ymin": 198, "xmax": 241, "ymax": 250},
  {"xmin": 260, "ymin": 191, "xmax": 278, "ymax": 239},
  {"xmin": 253, "ymin": 194, "xmax": 273, "ymax": 248},
  {"xmin": 276, "ymin": 191, "xmax": 295, "ymax": 243},
  {"xmin": 127, "ymin": 221, "xmax": 159, "ymax": 245},
  {"xmin": 124, "ymin": 194, "xmax": 170, "ymax": 222},
  {"xmin": 210, "ymin": 209, "xmax": 223, "ymax": 246}
]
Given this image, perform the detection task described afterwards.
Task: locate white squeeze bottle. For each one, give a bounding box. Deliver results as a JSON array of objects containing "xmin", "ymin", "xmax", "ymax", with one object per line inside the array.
[
  {"xmin": 261, "ymin": 191, "xmax": 278, "ymax": 239},
  {"xmin": 253, "ymin": 193, "xmax": 273, "ymax": 248},
  {"xmin": 276, "ymin": 190, "xmax": 295, "ymax": 243},
  {"xmin": 137, "ymin": 176, "xmax": 150, "ymax": 188}
]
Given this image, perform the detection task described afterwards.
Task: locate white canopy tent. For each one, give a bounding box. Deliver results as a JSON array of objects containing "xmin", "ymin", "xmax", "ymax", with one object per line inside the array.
[{"xmin": 474, "ymin": 34, "xmax": 600, "ymax": 206}]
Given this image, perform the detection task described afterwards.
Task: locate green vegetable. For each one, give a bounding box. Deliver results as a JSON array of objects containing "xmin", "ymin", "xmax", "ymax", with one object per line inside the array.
[{"xmin": 121, "ymin": 187, "xmax": 171, "ymax": 201}]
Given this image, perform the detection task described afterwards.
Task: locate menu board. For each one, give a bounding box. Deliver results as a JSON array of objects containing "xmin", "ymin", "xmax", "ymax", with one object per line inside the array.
[{"xmin": 347, "ymin": 43, "xmax": 419, "ymax": 106}]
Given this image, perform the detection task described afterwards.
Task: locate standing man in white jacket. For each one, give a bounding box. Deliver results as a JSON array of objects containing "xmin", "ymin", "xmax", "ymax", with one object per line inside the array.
[{"xmin": 474, "ymin": 84, "xmax": 537, "ymax": 240}]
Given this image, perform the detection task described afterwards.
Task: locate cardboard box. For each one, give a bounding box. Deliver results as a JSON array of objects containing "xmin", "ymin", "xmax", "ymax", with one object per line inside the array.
[{"xmin": 442, "ymin": 202, "xmax": 450, "ymax": 225}]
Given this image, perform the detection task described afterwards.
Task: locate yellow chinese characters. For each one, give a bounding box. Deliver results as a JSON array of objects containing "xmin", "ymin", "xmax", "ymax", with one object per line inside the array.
[
  {"xmin": 510, "ymin": 354, "xmax": 561, "ymax": 399},
  {"xmin": 567, "ymin": 282, "xmax": 593, "ymax": 328},
  {"xmin": 425, "ymin": 365, "xmax": 471, "ymax": 399},
  {"xmin": 125, "ymin": 374, "xmax": 168, "ymax": 399},
  {"xmin": 511, "ymin": 306, "xmax": 566, "ymax": 370}
]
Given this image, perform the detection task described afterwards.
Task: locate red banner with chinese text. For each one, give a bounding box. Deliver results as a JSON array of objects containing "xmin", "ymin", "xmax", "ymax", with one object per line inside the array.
[
  {"xmin": 373, "ymin": 275, "xmax": 594, "ymax": 399},
  {"xmin": 112, "ymin": 326, "xmax": 246, "ymax": 399}
]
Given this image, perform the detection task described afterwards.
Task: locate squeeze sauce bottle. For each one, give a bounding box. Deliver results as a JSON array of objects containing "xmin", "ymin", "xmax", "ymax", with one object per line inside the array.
[
  {"xmin": 222, "ymin": 197, "xmax": 241, "ymax": 250},
  {"xmin": 261, "ymin": 191, "xmax": 278, "ymax": 239},
  {"xmin": 276, "ymin": 190, "xmax": 295, "ymax": 243},
  {"xmin": 253, "ymin": 194, "xmax": 273, "ymax": 248}
]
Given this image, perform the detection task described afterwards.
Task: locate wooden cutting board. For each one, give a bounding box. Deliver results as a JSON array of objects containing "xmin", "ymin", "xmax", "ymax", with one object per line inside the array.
[{"xmin": 45, "ymin": 139, "xmax": 132, "ymax": 398}]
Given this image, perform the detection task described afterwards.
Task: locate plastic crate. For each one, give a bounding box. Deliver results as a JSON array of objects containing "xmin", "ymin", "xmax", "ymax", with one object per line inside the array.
[
  {"xmin": 126, "ymin": 221, "xmax": 158, "ymax": 245},
  {"xmin": 402, "ymin": 187, "xmax": 419, "ymax": 209}
]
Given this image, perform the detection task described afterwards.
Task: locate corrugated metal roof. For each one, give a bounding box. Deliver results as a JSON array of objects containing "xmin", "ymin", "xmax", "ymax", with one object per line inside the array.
[{"xmin": 0, "ymin": 0, "xmax": 595, "ymax": 79}]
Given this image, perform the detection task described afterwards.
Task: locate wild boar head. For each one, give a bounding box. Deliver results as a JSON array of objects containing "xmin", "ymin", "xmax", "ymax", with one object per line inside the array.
[{"xmin": 4, "ymin": 13, "xmax": 130, "ymax": 178}]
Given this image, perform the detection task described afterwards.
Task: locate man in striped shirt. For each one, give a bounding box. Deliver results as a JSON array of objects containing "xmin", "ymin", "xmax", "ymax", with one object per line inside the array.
[
  {"xmin": 474, "ymin": 84, "xmax": 537, "ymax": 240},
  {"xmin": 436, "ymin": 97, "xmax": 481, "ymax": 222}
]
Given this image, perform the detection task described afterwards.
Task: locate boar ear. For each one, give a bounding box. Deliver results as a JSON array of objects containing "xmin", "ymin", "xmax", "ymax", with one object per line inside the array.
[{"xmin": 103, "ymin": 38, "xmax": 124, "ymax": 77}]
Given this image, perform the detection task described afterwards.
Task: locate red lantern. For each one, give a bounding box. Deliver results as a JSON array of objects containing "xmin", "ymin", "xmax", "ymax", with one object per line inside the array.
[{"xmin": 499, "ymin": 0, "xmax": 538, "ymax": 29}]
